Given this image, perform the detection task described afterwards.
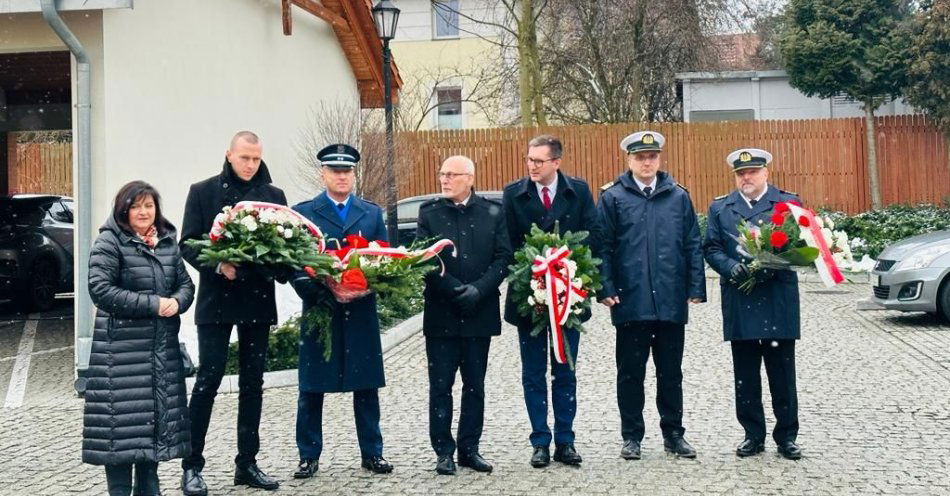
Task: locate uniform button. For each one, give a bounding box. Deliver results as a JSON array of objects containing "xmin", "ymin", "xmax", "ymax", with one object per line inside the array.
[{"xmin": 223, "ymin": 183, "xmax": 229, "ymax": 188}]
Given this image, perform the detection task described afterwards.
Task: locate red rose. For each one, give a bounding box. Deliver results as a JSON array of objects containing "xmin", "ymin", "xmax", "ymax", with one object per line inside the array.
[
  {"xmin": 209, "ymin": 234, "xmax": 220, "ymax": 244},
  {"xmin": 344, "ymin": 234, "xmax": 369, "ymax": 249},
  {"xmin": 798, "ymin": 216, "xmax": 810, "ymax": 227},
  {"xmin": 375, "ymin": 240, "xmax": 390, "ymax": 248},
  {"xmin": 303, "ymin": 266, "xmax": 317, "ymax": 278},
  {"xmin": 770, "ymin": 231, "xmax": 789, "ymax": 249},
  {"xmin": 771, "ymin": 213, "xmax": 786, "ymax": 226},
  {"xmin": 340, "ymin": 268, "xmax": 368, "ymax": 290},
  {"xmin": 774, "ymin": 202, "xmax": 790, "ymax": 214}
]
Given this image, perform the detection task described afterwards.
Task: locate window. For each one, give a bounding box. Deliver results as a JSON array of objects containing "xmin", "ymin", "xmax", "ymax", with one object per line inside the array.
[
  {"xmin": 689, "ymin": 109, "xmax": 754, "ymax": 122},
  {"xmin": 435, "ymin": 87, "xmax": 463, "ymax": 129},
  {"xmin": 432, "ymin": 0, "xmax": 460, "ymax": 39}
]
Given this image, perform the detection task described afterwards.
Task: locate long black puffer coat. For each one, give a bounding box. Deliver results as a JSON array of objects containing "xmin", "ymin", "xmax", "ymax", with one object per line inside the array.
[{"xmin": 82, "ymin": 215, "xmax": 195, "ymax": 466}]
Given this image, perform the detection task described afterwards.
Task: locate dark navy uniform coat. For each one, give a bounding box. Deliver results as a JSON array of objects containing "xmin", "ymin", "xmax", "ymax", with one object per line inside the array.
[
  {"xmin": 596, "ymin": 170, "xmax": 706, "ymax": 326},
  {"xmin": 702, "ymin": 185, "xmax": 802, "ymax": 342},
  {"xmin": 291, "ymin": 192, "xmax": 387, "ymax": 393}
]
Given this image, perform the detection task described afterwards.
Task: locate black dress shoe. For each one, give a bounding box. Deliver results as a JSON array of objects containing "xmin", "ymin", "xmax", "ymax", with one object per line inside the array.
[
  {"xmin": 620, "ymin": 440, "xmax": 641, "ymax": 460},
  {"xmin": 361, "ymin": 456, "xmax": 394, "ymax": 474},
  {"xmin": 530, "ymin": 445, "xmax": 550, "ymax": 468},
  {"xmin": 553, "ymin": 444, "xmax": 583, "ymax": 465},
  {"xmin": 736, "ymin": 438, "xmax": 766, "ymax": 457},
  {"xmin": 458, "ymin": 452, "xmax": 493, "ymax": 473},
  {"xmin": 777, "ymin": 441, "xmax": 803, "ymax": 460},
  {"xmin": 435, "ymin": 455, "xmax": 457, "ymax": 475},
  {"xmin": 293, "ymin": 459, "xmax": 319, "ymax": 479},
  {"xmin": 181, "ymin": 468, "xmax": 207, "ymax": 496},
  {"xmin": 234, "ymin": 463, "xmax": 280, "ymax": 490},
  {"xmin": 664, "ymin": 437, "xmax": 697, "ymax": 458}
]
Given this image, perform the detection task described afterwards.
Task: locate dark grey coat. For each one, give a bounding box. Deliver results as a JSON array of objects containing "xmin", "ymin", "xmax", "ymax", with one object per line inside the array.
[
  {"xmin": 416, "ymin": 193, "xmax": 512, "ymax": 337},
  {"xmin": 82, "ymin": 215, "xmax": 195, "ymax": 466}
]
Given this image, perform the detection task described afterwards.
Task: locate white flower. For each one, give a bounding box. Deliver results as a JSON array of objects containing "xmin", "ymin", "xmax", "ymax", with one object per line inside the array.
[
  {"xmin": 573, "ymin": 306, "xmax": 583, "ymax": 314},
  {"xmin": 850, "ymin": 237, "xmax": 867, "ymax": 249},
  {"xmin": 241, "ymin": 215, "xmax": 258, "ymax": 232},
  {"xmin": 564, "ymin": 259, "xmax": 577, "ymax": 273},
  {"xmin": 533, "ymin": 289, "xmax": 547, "ymax": 302},
  {"xmin": 530, "ymin": 278, "xmax": 540, "ymax": 291},
  {"xmin": 284, "ymin": 229, "xmax": 293, "ymax": 239},
  {"xmin": 527, "ymin": 295, "xmax": 536, "ymax": 306},
  {"xmin": 825, "ymin": 217, "xmax": 835, "ymax": 230},
  {"xmin": 276, "ymin": 225, "xmax": 285, "ymax": 234}
]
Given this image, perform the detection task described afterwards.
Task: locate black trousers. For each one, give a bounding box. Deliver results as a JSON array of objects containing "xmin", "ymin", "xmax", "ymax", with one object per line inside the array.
[
  {"xmin": 183, "ymin": 323, "xmax": 270, "ymax": 470},
  {"xmin": 731, "ymin": 339, "xmax": 799, "ymax": 444},
  {"xmin": 425, "ymin": 336, "xmax": 491, "ymax": 457},
  {"xmin": 616, "ymin": 320, "xmax": 686, "ymax": 442},
  {"xmin": 104, "ymin": 462, "xmax": 159, "ymax": 496}
]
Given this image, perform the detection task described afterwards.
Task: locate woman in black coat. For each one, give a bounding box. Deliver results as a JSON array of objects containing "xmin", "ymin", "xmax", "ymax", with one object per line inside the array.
[{"xmin": 82, "ymin": 181, "xmax": 195, "ymax": 496}]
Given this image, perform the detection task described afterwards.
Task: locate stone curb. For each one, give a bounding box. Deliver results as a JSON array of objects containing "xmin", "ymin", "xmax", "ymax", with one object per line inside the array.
[{"xmin": 185, "ymin": 312, "xmax": 424, "ymax": 394}]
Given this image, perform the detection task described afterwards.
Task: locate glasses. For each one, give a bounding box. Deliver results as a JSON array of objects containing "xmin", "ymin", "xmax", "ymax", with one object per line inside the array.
[
  {"xmin": 437, "ymin": 172, "xmax": 472, "ymax": 180},
  {"xmin": 525, "ymin": 156, "xmax": 558, "ymax": 167}
]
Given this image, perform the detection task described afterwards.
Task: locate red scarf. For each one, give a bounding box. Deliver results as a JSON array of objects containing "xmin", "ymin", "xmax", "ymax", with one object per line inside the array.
[{"xmin": 137, "ymin": 225, "xmax": 158, "ymax": 249}]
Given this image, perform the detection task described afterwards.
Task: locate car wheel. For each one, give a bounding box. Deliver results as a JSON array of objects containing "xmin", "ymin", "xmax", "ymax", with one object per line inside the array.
[
  {"xmin": 938, "ymin": 277, "xmax": 950, "ymax": 324},
  {"xmin": 19, "ymin": 258, "xmax": 58, "ymax": 312}
]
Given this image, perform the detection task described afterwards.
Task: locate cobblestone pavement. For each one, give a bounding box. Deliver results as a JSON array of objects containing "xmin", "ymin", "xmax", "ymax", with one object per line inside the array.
[{"xmin": 2, "ymin": 282, "xmax": 950, "ymax": 495}]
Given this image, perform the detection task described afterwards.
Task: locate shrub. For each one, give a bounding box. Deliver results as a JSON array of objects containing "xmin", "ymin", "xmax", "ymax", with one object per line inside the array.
[{"xmin": 820, "ymin": 204, "xmax": 950, "ymax": 259}]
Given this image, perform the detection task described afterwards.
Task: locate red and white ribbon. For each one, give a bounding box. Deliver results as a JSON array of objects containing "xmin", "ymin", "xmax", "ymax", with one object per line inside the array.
[
  {"xmin": 226, "ymin": 201, "xmax": 326, "ymax": 251},
  {"xmin": 788, "ymin": 204, "xmax": 844, "ymax": 287},
  {"xmin": 336, "ymin": 239, "xmax": 457, "ymax": 275},
  {"xmin": 531, "ymin": 246, "xmax": 588, "ymax": 364}
]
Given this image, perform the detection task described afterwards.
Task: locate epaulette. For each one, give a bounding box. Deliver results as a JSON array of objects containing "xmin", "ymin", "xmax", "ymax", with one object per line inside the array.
[
  {"xmin": 418, "ymin": 198, "xmax": 441, "ymax": 210},
  {"xmin": 780, "ymin": 189, "xmax": 798, "ymax": 197},
  {"xmin": 713, "ymin": 194, "xmax": 728, "ymax": 201},
  {"xmin": 676, "ymin": 183, "xmax": 690, "ymax": 194},
  {"xmin": 600, "ymin": 180, "xmax": 619, "ymax": 192}
]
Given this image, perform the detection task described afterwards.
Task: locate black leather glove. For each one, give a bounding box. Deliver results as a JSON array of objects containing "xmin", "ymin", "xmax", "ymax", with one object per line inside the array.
[
  {"xmin": 452, "ymin": 284, "xmax": 481, "ymax": 315},
  {"xmin": 730, "ymin": 262, "xmax": 750, "ymax": 281}
]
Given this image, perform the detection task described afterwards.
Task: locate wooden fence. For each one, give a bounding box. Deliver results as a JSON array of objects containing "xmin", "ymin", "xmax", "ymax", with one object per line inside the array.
[
  {"xmin": 398, "ymin": 115, "xmax": 950, "ymax": 213},
  {"xmin": 6, "ymin": 132, "xmax": 73, "ymax": 196}
]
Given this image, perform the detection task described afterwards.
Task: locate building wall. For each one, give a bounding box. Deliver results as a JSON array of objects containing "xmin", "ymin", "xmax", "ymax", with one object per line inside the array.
[
  {"xmin": 680, "ymin": 71, "xmax": 917, "ymax": 122},
  {"xmin": 390, "ymin": 0, "xmax": 503, "ymax": 130}
]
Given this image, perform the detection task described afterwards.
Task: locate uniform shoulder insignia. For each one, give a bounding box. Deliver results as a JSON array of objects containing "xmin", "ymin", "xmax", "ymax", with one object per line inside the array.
[
  {"xmin": 676, "ymin": 183, "xmax": 690, "ymax": 194},
  {"xmin": 713, "ymin": 194, "xmax": 728, "ymax": 201},
  {"xmin": 600, "ymin": 180, "xmax": 618, "ymax": 192},
  {"xmin": 779, "ymin": 189, "xmax": 798, "ymax": 197}
]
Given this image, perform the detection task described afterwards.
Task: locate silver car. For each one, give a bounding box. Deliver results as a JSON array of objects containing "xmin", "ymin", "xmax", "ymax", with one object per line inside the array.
[{"xmin": 871, "ymin": 229, "xmax": 950, "ymax": 322}]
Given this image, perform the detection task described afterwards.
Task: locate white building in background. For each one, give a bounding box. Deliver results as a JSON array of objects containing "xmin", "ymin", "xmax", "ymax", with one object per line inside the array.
[
  {"xmin": 1, "ymin": 0, "xmax": 400, "ymax": 369},
  {"xmin": 677, "ymin": 70, "xmax": 916, "ymax": 122}
]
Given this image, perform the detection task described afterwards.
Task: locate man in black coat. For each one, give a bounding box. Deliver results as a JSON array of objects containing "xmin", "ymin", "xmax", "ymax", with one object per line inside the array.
[
  {"xmin": 179, "ymin": 131, "xmax": 287, "ymax": 494},
  {"xmin": 416, "ymin": 155, "xmax": 512, "ymax": 476},
  {"xmin": 502, "ymin": 135, "xmax": 597, "ymax": 468},
  {"xmin": 703, "ymin": 148, "xmax": 803, "ymax": 460},
  {"xmin": 596, "ymin": 130, "xmax": 706, "ymax": 461}
]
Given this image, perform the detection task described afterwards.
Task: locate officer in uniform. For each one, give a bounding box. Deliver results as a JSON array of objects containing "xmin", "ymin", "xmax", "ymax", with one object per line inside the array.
[
  {"xmin": 702, "ymin": 148, "xmax": 803, "ymax": 460},
  {"xmin": 290, "ymin": 144, "xmax": 394, "ymax": 477},
  {"xmin": 596, "ymin": 131, "xmax": 706, "ymax": 461},
  {"xmin": 416, "ymin": 155, "xmax": 512, "ymax": 475}
]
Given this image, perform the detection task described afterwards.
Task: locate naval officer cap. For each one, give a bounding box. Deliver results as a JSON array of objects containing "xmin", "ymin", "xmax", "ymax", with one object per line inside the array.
[
  {"xmin": 620, "ymin": 131, "xmax": 665, "ymax": 154},
  {"xmin": 317, "ymin": 143, "xmax": 360, "ymax": 169},
  {"xmin": 726, "ymin": 148, "xmax": 772, "ymax": 171}
]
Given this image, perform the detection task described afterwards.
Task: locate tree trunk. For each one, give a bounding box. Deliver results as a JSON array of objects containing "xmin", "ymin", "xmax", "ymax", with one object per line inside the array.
[
  {"xmin": 864, "ymin": 104, "xmax": 883, "ymax": 210},
  {"xmin": 518, "ymin": 0, "xmax": 534, "ymax": 125}
]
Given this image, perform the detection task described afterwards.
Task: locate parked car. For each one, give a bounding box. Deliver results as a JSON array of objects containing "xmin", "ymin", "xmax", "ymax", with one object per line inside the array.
[
  {"xmin": 0, "ymin": 194, "xmax": 74, "ymax": 311},
  {"xmin": 396, "ymin": 191, "xmax": 503, "ymax": 246},
  {"xmin": 870, "ymin": 229, "xmax": 950, "ymax": 322}
]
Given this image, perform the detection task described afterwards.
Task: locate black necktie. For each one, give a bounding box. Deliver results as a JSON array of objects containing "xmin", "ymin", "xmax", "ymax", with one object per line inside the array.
[
  {"xmin": 336, "ymin": 202, "xmax": 345, "ymax": 211},
  {"xmin": 749, "ymin": 199, "xmax": 758, "ymax": 207},
  {"xmin": 643, "ymin": 186, "xmax": 652, "ymax": 197}
]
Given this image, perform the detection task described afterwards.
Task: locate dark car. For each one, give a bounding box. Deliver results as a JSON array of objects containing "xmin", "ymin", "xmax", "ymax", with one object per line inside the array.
[
  {"xmin": 397, "ymin": 191, "xmax": 503, "ymax": 246},
  {"xmin": 0, "ymin": 194, "xmax": 74, "ymax": 311}
]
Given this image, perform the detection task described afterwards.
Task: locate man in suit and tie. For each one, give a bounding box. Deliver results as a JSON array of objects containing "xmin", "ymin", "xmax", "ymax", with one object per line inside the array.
[
  {"xmin": 702, "ymin": 148, "xmax": 803, "ymax": 460},
  {"xmin": 290, "ymin": 144, "xmax": 394, "ymax": 477},
  {"xmin": 502, "ymin": 135, "xmax": 597, "ymax": 468}
]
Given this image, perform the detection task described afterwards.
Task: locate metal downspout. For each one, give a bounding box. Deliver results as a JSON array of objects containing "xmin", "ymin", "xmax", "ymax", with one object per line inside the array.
[{"xmin": 39, "ymin": 0, "xmax": 94, "ymax": 373}]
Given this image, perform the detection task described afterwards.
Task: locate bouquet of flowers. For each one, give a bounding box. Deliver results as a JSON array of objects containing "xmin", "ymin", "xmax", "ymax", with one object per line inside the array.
[
  {"xmin": 733, "ymin": 201, "xmax": 844, "ymax": 293},
  {"xmin": 183, "ymin": 201, "xmax": 336, "ymax": 275},
  {"xmin": 508, "ymin": 223, "xmax": 601, "ymax": 369},
  {"xmin": 303, "ymin": 234, "xmax": 456, "ymax": 361}
]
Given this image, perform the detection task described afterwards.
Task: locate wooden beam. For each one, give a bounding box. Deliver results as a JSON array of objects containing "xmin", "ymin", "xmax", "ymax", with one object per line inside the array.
[
  {"xmin": 291, "ymin": 0, "xmax": 350, "ymax": 31},
  {"xmin": 338, "ymin": 0, "xmax": 390, "ymax": 102},
  {"xmin": 281, "ymin": 0, "xmax": 293, "ymax": 35}
]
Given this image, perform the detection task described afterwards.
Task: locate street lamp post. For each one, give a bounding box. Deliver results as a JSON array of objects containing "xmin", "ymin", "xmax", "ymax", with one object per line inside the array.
[{"xmin": 372, "ymin": 0, "xmax": 401, "ymax": 245}]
